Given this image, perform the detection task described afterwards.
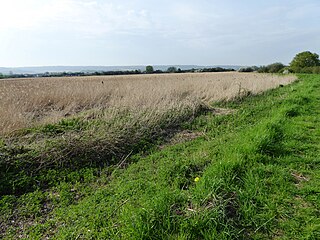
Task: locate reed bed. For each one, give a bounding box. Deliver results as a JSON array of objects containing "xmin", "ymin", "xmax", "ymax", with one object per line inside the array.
[
  {"xmin": 0, "ymin": 72, "xmax": 296, "ymax": 135},
  {"xmin": 0, "ymin": 72, "xmax": 297, "ymax": 195}
]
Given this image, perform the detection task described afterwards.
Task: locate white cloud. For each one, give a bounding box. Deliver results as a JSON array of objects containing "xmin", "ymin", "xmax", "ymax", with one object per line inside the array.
[
  {"xmin": 0, "ymin": 0, "xmax": 319, "ymax": 66},
  {"xmin": 0, "ymin": 0, "xmax": 152, "ymax": 36}
]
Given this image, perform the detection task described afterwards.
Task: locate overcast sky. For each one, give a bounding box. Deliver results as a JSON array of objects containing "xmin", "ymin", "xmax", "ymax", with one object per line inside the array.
[{"xmin": 0, "ymin": 0, "xmax": 319, "ymax": 67}]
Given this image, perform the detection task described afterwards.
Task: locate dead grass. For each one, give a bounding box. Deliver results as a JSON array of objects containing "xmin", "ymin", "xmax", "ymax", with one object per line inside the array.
[{"xmin": 0, "ymin": 72, "xmax": 296, "ymax": 135}]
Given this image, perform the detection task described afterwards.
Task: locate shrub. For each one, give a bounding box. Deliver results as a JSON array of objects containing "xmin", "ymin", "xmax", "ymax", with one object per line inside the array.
[
  {"xmin": 290, "ymin": 51, "xmax": 320, "ymax": 72},
  {"xmin": 146, "ymin": 65, "xmax": 154, "ymax": 74}
]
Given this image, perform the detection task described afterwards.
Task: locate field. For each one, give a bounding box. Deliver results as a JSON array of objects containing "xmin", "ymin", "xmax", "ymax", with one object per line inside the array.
[
  {"xmin": 1, "ymin": 73, "xmax": 320, "ymax": 239},
  {"xmin": 0, "ymin": 72, "xmax": 295, "ymax": 134}
]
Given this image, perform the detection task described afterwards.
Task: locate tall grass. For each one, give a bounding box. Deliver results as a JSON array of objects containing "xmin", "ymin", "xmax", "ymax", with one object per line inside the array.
[
  {"xmin": 5, "ymin": 74, "xmax": 320, "ymax": 239},
  {"xmin": 0, "ymin": 73, "xmax": 296, "ymax": 195},
  {"xmin": 0, "ymin": 73, "xmax": 295, "ymax": 134}
]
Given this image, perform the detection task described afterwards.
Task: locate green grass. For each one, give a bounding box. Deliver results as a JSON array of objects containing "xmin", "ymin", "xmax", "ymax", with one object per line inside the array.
[
  {"xmin": 1, "ymin": 74, "xmax": 320, "ymax": 239},
  {"xmin": 0, "ymin": 103, "xmax": 205, "ymax": 196}
]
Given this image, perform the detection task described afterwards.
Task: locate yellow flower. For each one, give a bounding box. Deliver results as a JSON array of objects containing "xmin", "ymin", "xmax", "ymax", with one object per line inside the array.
[{"xmin": 194, "ymin": 177, "xmax": 200, "ymax": 182}]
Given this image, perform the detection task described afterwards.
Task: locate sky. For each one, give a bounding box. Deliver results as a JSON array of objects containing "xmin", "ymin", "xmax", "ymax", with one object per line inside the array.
[{"xmin": 0, "ymin": 0, "xmax": 319, "ymax": 67}]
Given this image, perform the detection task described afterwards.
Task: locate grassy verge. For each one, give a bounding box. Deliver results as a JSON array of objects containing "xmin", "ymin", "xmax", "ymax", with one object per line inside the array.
[
  {"xmin": 1, "ymin": 74, "xmax": 319, "ymax": 239},
  {"xmin": 0, "ymin": 101, "xmax": 205, "ymax": 196}
]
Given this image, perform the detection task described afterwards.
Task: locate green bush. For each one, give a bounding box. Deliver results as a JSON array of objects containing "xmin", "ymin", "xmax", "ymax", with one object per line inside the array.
[
  {"xmin": 257, "ymin": 63, "xmax": 286, "ymax": 73},
  {"xmin": 145, "ymin": 65, "xmax": 154, "ymax": 74},
  {"xmin": 290, "ymin": 51, "xmax": 320, "ymax": 72}
]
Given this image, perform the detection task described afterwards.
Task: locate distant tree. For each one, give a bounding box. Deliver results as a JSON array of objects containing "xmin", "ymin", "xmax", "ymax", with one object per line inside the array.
[
  {"xmin": 290, "ymin": 51, "xmax": 320, "ymax": 72},
  {"xmin": 145, "ymin": 65, "xmax": 154, "ymax": 74},
  {"xmin": 257, "ymin": 66, "xmax": 268, "ymax": 73},
  {"xmin": 238, "ymin": 67, "xmax": 254, "ymax": 72},
  {"xmin": 167, "ymin": 66, "xmax": 177, "ymax": 73},
  {"xmin": 267, "ymin": 62, "xmax": 285, "ymax": 73},
  {"xmin": 257, "ymin": 63, "xmax": 286, "ymax": 73},
  {"xmin": 251, "ymin": 66, "xmax": 260, "ymax": 71}
]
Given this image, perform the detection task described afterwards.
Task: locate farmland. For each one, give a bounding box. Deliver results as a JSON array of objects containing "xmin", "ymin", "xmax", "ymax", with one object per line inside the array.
[
  {"xmin": 0, "ymin": 72, "xmax": 295, "ymax": 134},
  {"xmin": 1, "ymin": 73, "xmax": 320, "ymax": 239}
]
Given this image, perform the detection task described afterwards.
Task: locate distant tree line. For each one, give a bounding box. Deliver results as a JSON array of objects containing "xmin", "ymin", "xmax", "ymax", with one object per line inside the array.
[
  {"xmin": 0, "ymin": 66, "xmax": 235, "ymax": 79},
  {"xmin": 0, "ymin": 70, "xmax": 144, "ymax": 79},
  {"xmin": 238, "ymin": 64, "xmax": 286, "ymax": 73},
  {"xmin": 198, "ymin": 67, "xmax": 235, "ymax": 73},
  {"xmin": 2, "ymin": 51, "xmax": 318, "ymax": 79},
  {"xmin": 238, "ymin": 51, "xmax": 320, "ymax": 74},
  {"xmin": 257, "ymin": 63, "xmax": 286, "ymax": 73},
  {"xmin": 146, "ymin": 66, "xmax": 235, "ymax": 74}
]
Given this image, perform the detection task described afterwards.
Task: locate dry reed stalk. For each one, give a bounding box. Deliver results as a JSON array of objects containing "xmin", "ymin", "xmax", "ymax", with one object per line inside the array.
[{"xmin": 0, "ymin": 73, "xmax": 296, "ymax": 135}]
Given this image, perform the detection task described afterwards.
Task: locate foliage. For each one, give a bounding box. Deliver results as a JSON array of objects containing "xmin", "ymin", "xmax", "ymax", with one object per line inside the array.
[
  {"xmin": 145, "ymin": 65, "xmax": 154, "ymax": 74},
  {"xmin": 257, "ymin": 51, "xmax": 320, "ymax": 74},
  {"xmin": 238, "ymin": 67, "xmax": 255, "ymax": 72},
  {"xmin": 200, "ymin": 67, "xmax": 235, "ymax": 73},
  {"xmin": 167, "ymin": 67, "xmax": 177, "ymax": 73},
  {"xmin": 258, "ymin": 62, "xmax": 286, "ymax": 73},
  {"xmin": 293, "ymin": 66, "xmax": 320, "ymax": 74},
  {"xmin": 290, "ymin": 51, "xmax": 320, "ymax": 72}
]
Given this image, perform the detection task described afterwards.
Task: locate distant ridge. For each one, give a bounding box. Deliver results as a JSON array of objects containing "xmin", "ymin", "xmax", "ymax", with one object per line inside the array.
[{"xmin": 0, "ymin": 65, "xmax": 242, "ymax": 75}]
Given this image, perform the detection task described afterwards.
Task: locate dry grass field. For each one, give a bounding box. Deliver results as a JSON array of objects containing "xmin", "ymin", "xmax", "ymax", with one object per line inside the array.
[
  {"xmin": 6, "ymin": 74, "xmax": 320, "ymax": 240},
  {"xmin": 0, "ymin": 72, "xmax": 296, "ymax": 135}
]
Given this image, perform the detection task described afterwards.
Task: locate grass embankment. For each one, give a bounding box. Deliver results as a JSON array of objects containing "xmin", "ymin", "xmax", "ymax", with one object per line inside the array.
[{"xmin": 1, "ymin": 74, "xmax": 319, "ymax": 239}]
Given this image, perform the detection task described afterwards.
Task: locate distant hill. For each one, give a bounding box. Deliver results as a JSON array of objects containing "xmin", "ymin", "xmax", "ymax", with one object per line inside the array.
[{"xmin": 0, "ymin": 65, "xmax": 242, "ymax": 75}]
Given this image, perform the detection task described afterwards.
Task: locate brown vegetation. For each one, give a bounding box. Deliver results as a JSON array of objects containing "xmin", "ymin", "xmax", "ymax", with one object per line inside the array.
[{"xmin": 0, "ymin": 72, "xmax": 296, "ymax": 135}]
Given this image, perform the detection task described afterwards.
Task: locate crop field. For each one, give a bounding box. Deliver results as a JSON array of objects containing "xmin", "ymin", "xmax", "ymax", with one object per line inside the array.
[
  {"xmin": 2, "ymin": 73, "xmax": 320, "ymax": 239},
  {"xmin": 0, "ymin": 72, "xmax": 295, "ymax": 134}
]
